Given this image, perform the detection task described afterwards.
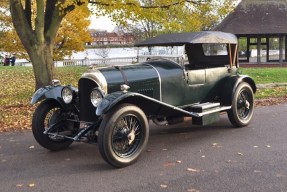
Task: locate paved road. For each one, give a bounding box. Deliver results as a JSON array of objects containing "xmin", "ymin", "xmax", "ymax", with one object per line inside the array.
[{"xmin": 1, "ymin": 104, "xmax": 287, "ymax": 192}]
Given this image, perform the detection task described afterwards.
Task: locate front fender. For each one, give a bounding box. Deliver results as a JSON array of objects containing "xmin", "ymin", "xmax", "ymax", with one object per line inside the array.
[
  {"xmin": 31, "ymin": 86, "xmax": 65, "ymax": 105},
  {"xmin": 96, "ymin": 92, "xmax": 135, "ymax": 116},
  {"xmin": 221, "ymin": 75, "xmax": 256, "ymax": 105},
  {"xmin": 31, "ymin": 86, "xmax": 63, "ymax": 105},
  {"xmin": 31, "ymin": 85, "xmax": 79, "ymax": 111}
]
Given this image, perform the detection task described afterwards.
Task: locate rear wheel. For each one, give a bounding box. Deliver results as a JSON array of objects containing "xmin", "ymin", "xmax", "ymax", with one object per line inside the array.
[
  {"xmin": 228, "ymin": 82, "xmax": 254, "ymax": 127},
  {"xmin": 32, "ymin": 100, "xmax": 77, "ymax": 151},
  {"xmin": 98, "ymin": 104, "xmax": 149, "ymax": 168}
]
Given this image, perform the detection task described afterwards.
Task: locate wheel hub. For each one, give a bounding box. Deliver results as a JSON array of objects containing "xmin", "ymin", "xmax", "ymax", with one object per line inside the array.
[
  {"xmin": 245, "ymin": 100, "xmax": 250, "ymax": 109},
  {"xmin": 128, "ymin": 129, "xmax": 135, "ymax": 145}
]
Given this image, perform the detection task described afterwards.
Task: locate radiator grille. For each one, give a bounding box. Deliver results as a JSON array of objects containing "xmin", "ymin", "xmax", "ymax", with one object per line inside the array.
[
  {"xmin": 78, "ymin": 78, "xmax": 99, "ymax": 122},
  {"xmin": 137, "ymin": 88, "xmax": 154, "ymax": 98}
]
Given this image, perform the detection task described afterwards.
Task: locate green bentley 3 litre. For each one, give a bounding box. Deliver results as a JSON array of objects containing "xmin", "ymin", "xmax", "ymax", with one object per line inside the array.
[{"xmin": 31, "ymin": 31, "xmax": 256, "ymax": 168}]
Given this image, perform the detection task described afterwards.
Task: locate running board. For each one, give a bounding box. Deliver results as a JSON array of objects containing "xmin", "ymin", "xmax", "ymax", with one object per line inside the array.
[
  {"xmin": 197, "ymin": 106, "xmax": 231, "ymax": 117},
  {"xmin": 187, "ymin": 102, "xmax": 231, "ymax": 117},
  {"xmin": 189, "ymin": 103, "xmax": 231, "ymax": 126}
]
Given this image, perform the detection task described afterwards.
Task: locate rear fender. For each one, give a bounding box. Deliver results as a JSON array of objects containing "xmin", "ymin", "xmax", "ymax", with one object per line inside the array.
[{"xmin": 221, "ymin": 75, "xmax": 256, "ymax": 106}]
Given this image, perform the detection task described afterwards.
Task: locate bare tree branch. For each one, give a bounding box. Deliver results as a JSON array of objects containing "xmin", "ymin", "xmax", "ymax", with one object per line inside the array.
[
  {"xmin": 88, "ymin": 0, "xmax": 207, "ymax": 8},
  {"xmin": 24, "ymin": 0, "xmax": 32, "ymax": 28}
]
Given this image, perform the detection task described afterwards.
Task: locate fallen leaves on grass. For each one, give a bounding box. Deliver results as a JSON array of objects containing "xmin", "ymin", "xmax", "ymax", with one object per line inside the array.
[
  {"xmin": 0, "ymin": 67, "xmax": 85, "ymax": 132},
  {"xmin": 255, "ymin": 96, "xmax": 287, "ymax": 107},
  {"xmin": 0, "ymin": 104, "xmax": 36, "ymax": 132}
]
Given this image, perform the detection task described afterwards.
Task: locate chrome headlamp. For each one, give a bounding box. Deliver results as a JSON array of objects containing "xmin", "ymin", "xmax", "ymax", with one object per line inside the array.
[
  {"xmin": 61, "ymin": 86, "xmax": 74, "ymax": 104},
  {"xmin": 91, "ymin": 88, "xmax": 104, "ymax": 107},
  {"xmin": 51, "ymin": 79, "xmax": 61, "ymax": 86}
]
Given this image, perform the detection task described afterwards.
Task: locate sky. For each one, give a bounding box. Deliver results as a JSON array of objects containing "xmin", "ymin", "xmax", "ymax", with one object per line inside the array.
[{"xmin": 89, "ymin": 15, "xmax": 116, "ymax": 32}]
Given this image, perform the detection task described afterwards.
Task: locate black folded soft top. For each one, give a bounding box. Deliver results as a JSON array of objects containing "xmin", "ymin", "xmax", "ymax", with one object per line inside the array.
[{"xmin": 134, "ymin": 31, "xmax": 238, "ymax": 47}]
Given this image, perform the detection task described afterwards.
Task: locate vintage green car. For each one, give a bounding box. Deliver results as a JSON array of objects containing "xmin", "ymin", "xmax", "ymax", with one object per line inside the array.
[{"xmin": 31, "ymin": 31, "xmax": 256, "ymax": 168}]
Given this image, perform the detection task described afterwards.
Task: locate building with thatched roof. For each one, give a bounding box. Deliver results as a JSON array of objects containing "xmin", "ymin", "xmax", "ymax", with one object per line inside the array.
[{"xmin": 215, "ymin": 0, "xmax": 287, "ymax": 65}]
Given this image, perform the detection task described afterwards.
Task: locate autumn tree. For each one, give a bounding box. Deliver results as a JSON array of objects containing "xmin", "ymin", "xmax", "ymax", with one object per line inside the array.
[
  {"xmin": 8, "ymin": 0, "xmax": 91, "ymax": 89},
  {"xmin": 0, "ymin": 1, "xmax": 25, "ymax": 58},
  {"xmin": 53, "ymin": 5, "xmax": 91, "ymax": 60},
  {"xmin": 93, "ymin": 0, "xmax": 235, "ymax": 41},
  {"xmin": 8, "ymin": 0, "xmax": 234, "ymax": 89},
  {"xmin": 1, "ymin": 1, "xmax": 91, "ymax": 66}
]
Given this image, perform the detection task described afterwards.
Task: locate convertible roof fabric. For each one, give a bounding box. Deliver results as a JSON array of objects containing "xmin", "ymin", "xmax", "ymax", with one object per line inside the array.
[{"xmin": 134, "ymin": 31, "xmax": 238, "ymax": 47}]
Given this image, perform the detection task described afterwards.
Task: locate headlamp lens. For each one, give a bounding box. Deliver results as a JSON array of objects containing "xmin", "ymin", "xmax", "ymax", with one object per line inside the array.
[
  {"xmin": 62, "ymin": 87, "xmax": 73, "ymax": 104},
  {"xmin": 91, "ymin": 88, "xmax": 104, "ymax": 107}
]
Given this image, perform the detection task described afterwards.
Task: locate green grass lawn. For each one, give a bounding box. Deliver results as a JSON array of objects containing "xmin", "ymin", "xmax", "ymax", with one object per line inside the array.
[
  {"xmin": 240, "ymin": 68, "xmax": 287, "ymax": 84},
  {"xmin": 239, "ymin": 67, "xmax": 287, "ymax": 99},
  {"xmin": 0, "ymin": 66, "xmax": 287, "ymax": 131}
]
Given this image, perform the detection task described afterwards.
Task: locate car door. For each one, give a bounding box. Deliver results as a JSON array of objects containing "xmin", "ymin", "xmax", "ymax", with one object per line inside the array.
[{"xmin": 183, "ymin": 69, "xmax": 208, "ymax": 104}]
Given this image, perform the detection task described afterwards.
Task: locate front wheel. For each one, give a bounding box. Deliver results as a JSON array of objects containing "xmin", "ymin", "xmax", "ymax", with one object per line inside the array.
[
  {"xmin": 32, "ymin": 100, "xmax": 77, "ymax": 151},
  {"xmin": 228, "ymin": 82, "xmax": 255, "ymax": 127},
  {"xmin": 98, "ymin": 104, "xmax": 149, "ymax": 168}
]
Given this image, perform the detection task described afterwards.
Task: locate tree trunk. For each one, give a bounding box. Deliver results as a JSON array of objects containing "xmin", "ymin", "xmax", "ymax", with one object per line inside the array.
[
  {"xmin": 28, "ymin": 43, "xmax": 55, "ymax": 89},
  {"xmin": 9, "ymin": 0, "xmax": 66, "ymax": 90}
]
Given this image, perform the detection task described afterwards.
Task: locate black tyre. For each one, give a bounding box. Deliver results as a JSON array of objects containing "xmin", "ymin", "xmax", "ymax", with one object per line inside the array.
[
  {"xmin": 228, "ymin": 82, "xmax": 255, "ymax": 127},
  {"xmin": 32, "ymin": 100, "xmax": 75, "ymax": 151},
  {"xmin": 98, "ymin": 104, "xmax": 149, "ymax": 168}
]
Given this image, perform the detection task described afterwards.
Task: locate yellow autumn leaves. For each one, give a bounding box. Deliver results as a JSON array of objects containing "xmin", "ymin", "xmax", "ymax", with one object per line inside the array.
[{"xmin": 0, "ymin": 1, "xmax": 91, "ymax": 60}]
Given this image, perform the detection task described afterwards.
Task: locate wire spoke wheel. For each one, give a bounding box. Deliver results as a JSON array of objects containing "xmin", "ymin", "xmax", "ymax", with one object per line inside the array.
[
  {"xmin": 112, "ymin": 114, "xmax": 143, "ymax": 158},
  {"xmin": 237, "ymin": 89, "xmax": 252, "ymax": 120},
  {"xmin": 228, "ymin": 82, "xmax": 255, "ymax": 127},
  {"xmin": 44, "ymin": 108, "xmax": 67, "ymax": 141},
  {"xmin": 98, "ymin": 104, "xmax": 149, "ymax": 168},
  {"xmin": 32, "ymin": 100, "xmax": 76, "ymax": 151}
]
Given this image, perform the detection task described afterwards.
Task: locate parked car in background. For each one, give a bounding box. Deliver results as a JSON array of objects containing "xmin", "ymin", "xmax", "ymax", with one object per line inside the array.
[{"xmin": 31, "ymin": 31, "xmax": 256, "ymax": 168}]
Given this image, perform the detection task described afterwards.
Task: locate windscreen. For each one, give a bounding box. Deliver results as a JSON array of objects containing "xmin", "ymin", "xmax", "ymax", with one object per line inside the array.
[
  {"xmin": 202, "ymin": 44, "xmax": 228, "ymax": 56},
  {"xmin": 137, "ymin": 46, "xmax": 185, "ymax": 65}
]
